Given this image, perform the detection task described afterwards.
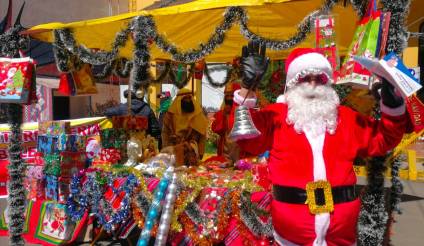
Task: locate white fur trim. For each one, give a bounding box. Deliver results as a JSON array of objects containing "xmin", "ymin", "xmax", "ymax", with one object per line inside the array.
[
  {"xmin": 380, "ymin": 100, "xmax": 405, "ymax": 116},
  {"xmin": 276, "ymin": 94, "xmax": 286, "ymax": 103},
  {"xmin": 304, "ymin": 129, "xmax": 330, "ymax": 246},
  {"xmin": 274, "ymin": 231, "xmax": 301, "ymax": 246},
  {"xmin": 286, "ymin": 53, "xmax": 332, "ymax": 88},
  {"xmin": 233, "ymin": 89, "xmax": 257, "ymax": 108}
]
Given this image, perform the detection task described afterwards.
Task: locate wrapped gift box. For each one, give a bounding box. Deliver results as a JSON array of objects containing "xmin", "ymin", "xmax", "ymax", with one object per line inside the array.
[
  {"xmin": 252, "ymin": 164, "xmax": 271, "ymax": 191},
  {"xmin": 33, "ymin": 152, "xmax": 45, "ymax": 166},
  {"xmin": 43, "ymin": 154, "xmax": 61, "ymax": 176},
  {"xmin": 100, "ymin": 128, "xmax": 127, "ymax": 149},
  {"xmin": 92, "ymin": 160, "xmax": 113, "ymax": 167},
  {"xmin": 37, "ymin": 135, "xmax": 59, "ymax": 154},
  {"xmin": 45, "ymin": 175, "xmax": 58, "ymax": 201},
  {"xmin": 61, "ymin": 134, "xmax": 87, "ymax": 152},
  {"xmin": 58, "ymin": 177, "xmax": 71, "ymax": 204},
  {"xmin": 26, "ymin": 178, "xmax": 45, "ymax": 201},
  {"xmin": 99, "ymin": 148, "xmax": 122, "ymax": 164},
  {"xmin": 38, "ymin": 121, "xmax": 71, "ymax": 136},
  {"xmin": 60, "ymin": 151, "xmax": 86, "ymax": 177},
  {"xmin": 25, "ymin": 165, "xmax": 45, "ymax": 200}
]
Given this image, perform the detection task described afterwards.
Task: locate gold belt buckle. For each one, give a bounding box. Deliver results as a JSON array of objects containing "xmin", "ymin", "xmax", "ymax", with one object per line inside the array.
[{"xmin": 305, "ymin": 180, "xmax": 334, "ymax": 214}]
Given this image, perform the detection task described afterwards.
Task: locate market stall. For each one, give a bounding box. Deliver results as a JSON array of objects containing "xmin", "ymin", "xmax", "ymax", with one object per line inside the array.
[{"xmin": 0, "ymin": 0, "xmax": 422, "ymax": 245}]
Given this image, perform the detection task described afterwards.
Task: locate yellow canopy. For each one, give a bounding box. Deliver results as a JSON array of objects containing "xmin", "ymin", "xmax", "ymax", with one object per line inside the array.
[{"xmin": 28, "ymin": 0, "xmax": 360, "ymax": 62}]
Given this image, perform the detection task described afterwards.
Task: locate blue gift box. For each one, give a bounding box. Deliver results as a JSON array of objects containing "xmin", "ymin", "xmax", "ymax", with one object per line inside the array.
[
  {"xmin": 37, "ymin": 135, "xmax": 59, "ymax": 154},
  {"xmin": 45, "ymin": 175, "xmax": 58, "ymax": 201}
]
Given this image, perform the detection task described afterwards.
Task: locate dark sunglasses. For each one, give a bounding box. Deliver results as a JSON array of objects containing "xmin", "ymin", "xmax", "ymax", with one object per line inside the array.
[{"xmin": 297, "ymin": 73, "xmax": 328, "ymax": 85}]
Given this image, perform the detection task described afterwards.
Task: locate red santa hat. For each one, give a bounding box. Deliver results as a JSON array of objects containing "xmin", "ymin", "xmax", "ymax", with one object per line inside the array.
[{"xmin": 285, "ymin": 48, "xmax": 333, "ymax": 89}]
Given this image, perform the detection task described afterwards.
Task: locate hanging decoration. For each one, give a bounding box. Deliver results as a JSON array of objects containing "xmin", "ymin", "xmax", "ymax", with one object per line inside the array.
[
  {"xmin": 381, "ymin": 0, "xmax": 411, "ymax": 55},
  {"xmin": 136, "ymin": 168, "xmax": 173, "ymax": 246},
  {"xmin": 0, "ymin": 12, "xmax": 28, "ymax": 246},
  {"xmin": 357, "ymin": 156, "xmax": 389, "ymax": 246},
  {"xmin": 4, "ymin": 105, "xmax": 26, "ymax": 246},
  {"xmin": 239, "ymin": 0, "xmax": 337, "ymax": 50},
  {"xmin": 203, "ymin": 64, "xmax": 234, "ymax": 88},
  {"xmin": 52, "ymin": 1, "xmax": 342, "ymax": 88},
  {"xmin": 389, "ymin": 156, "xmax": 403, "ymax": 215},
  {"xmin": 349, "ymin": 0, "xmax": 369, "ymax": 18},
  {"xmin": 154, "ymin": 173, "xmax": 178, "ymax": 246},
  {"xmin": 384, "ymin": 154, "xmax": 404, "ymax": 244},
  {"xmin": 0, "ymin": 26, "xmax": 29, "ymax": 59}
]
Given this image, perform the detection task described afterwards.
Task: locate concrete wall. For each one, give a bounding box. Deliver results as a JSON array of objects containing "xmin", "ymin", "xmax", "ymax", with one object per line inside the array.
[
  {"xmin": 0, "ymin": 0, "xmax": 128, "ymax": 27},
  {"xmin": 130, "ymin": 0, "xmax": 156, "ymax": 11},
  {"xmin": 1, "ymin": 0, "xmax": 129, "ymax": 120}
]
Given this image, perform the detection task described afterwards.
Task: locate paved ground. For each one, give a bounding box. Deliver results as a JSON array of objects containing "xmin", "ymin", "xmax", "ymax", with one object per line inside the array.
[
  {"xmin": 390, "ymin": 180, "xmax": 424, "ymax": 245},
  {"xmin": 0, "ymin": 179, "xmax": 423, "ymax": 246}
]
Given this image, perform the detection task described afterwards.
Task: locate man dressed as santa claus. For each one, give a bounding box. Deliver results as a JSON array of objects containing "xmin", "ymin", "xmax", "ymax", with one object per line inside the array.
[{"xmin": 230, "ymin": 43, "xmax": 407, "ymax": 246}]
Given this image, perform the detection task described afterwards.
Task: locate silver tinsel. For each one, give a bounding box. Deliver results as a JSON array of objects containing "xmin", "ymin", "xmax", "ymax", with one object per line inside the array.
[
  {"xmin": 0, "ymin": 24, "xmax": 28, "ymax": 246},
  {"xmin": 239, "ymin": 192, "xmax": 273, "ymax": 237},
  {"xmin": 357, "ymin": 157, "xmax": 388, "ymax": 246},
  {"xmin": 203, "ymin": 64, "xmax": 234, "ymax": 88},
  {"xmin": 381, "ymin": 0, "xmax": 411, "ymax": 55},
  {"xmin": 239, "ymin": 0, "xmax": 337, "ymax": 50},
  {"xmin": 50, "ymin": 2, "xmax": 343, "ymax": 88},
  {"xmin": 390, "ymin": 156, "xmax": 403, "ymax": 215}
]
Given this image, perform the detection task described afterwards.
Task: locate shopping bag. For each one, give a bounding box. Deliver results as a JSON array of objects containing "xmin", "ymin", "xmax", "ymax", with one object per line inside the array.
[
  {"xmin": 314, "ymin": 15, "xmax": 339, "ymax": 72},
  {"xmin": 0, "ymin": 57, "xmax": 36, "ymax": 104},
  {"xmin": 336, "ymin": 0, "xmax": 386, "ymax": 88},
  {"xmin": 58, "ymin": 73, "xmax": 75, "ymax": 96},
  {"xmin": 58, "ymin": 64, "xmax": 97, "ymax": 96}
]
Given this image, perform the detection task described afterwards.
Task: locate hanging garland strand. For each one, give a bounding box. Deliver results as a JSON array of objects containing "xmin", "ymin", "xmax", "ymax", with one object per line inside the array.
[
  {"xmin": 238, "ymin": 0, "xmax": 336, "ymax": 50},
  {"xmin": 383, "ymin": 155, "xmax": 404, "ymax": 245},
  {"xmin": 381, "ymin": 0, "xmax": 411, "ymax": 55},
  {"xmin": 0, "ymin": 25, "xmax": 29, "ymax": 57},
  {"xmin": 91, "ymin": 58, "xmax": 133, "ymax": 79},
  {"xmin": 52, "ymin": 1, "xmax": 341, "ymax": 88},
  {"xmin": 130, "ymin": 16, "xmax": 154, "ymax": 90},
  {"xmin": 203, "ymin": 64, "xmax": 234, "ymax": 88},
  {"xmin": 53, "ymin": 0, "xmax": 341, "ymax": 73},
  {"xmin": 152, "ymin": 7, "xmax": 239, "ymax": 63},
  {"xmin": 389, "ymin": 156, "xmax": 403, "ymax": 215},
  {"xmin": 0, "ymin": 24, "xmax": 28, "ymax": 246},
  {"xmin": 53, "ymin": 29, "xmax": 72, "ymax": 72},
  {"xmin": 357, "ymin": 156, "xmax": 389, "ymax": 246},
  {"xmin": 54, "ymin": 24, "xmax": 132, "ymax": 65},
  {"xmin": 349, "ymin": 0, "xmax": 369, "ymax": 19},
  {"xmin": 5, "ymin": 105, "xmax": 26, "ymax": 246}
]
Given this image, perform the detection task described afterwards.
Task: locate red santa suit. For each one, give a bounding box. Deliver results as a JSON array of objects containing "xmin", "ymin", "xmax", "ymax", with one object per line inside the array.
[{"xmin": 230, "ymin": 49, "xmax": 407, "ymax": 246}]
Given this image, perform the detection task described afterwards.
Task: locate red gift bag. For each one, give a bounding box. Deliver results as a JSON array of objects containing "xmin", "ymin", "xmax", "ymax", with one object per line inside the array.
[
  {"xmin": 58, "ymin": 64, "xmax": 97, "ymax": 96},
  {"xmin": 0, "ymin": 57, "xmax": 36, "ymax": 104}
]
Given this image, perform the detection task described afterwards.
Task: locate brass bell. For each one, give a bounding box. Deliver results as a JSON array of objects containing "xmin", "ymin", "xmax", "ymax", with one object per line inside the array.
[{"xmin": 229, "ymin": 105, "xmax": 261, "ymax": 140}]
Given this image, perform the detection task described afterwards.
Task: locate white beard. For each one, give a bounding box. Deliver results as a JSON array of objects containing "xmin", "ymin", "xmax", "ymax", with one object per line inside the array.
[{"xmin": 285, "ymin": 83, "xmax": 340, "ymax": 136}]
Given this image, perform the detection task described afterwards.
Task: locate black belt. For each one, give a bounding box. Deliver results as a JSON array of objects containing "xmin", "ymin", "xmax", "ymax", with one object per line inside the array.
[{"xmin": 272, "ymin": 184, "xmax": 357, "ymax": 205}]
